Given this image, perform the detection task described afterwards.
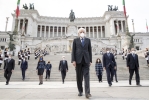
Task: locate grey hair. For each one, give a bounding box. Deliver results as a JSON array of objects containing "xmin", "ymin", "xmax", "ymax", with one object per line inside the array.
[
  {"xmin": 62, "ymin": 56, "xmax": 65, "ymax": 58},
  {"xmin": 78, "ymin": 28, "xmax": 86, "ymax": 34}
]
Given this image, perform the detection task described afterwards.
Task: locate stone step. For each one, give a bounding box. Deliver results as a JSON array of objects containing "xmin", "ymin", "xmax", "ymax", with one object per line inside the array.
[{"xmin": 0, "ymin": 80, "xmax": 149, "ymax": 89}]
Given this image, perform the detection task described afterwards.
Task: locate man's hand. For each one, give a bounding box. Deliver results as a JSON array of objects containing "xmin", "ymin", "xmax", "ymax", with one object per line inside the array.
[
  {"xmin": 72, "ymin": 61, "xmax": 76, "ymax": 67},
  {"xmin": 90, "ymin": 62, "xmax": 92, "ymax": 66},
  {"xmin": 127, "ymin": 67, "xmax": 129, "ymax": 70},
  {"xmin": 114, "ymin": 66, "xmax": 116, "ymax": 70},
  {"xmin": 103, "ymin": 67, "xmax": 106, "ymax": 70},
  {"xmin": 66, "ymin": 70, "xmax": 68, "ymax": 72},
  {"xmin": 11, "ymin": 70, "xmax": 14, "ymax": 72}
]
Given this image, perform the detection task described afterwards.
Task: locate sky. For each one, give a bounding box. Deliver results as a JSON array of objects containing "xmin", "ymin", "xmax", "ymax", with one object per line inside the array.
[{"xmin": 0, "ymin": 0, "xmax": 149, "ymax": 32}]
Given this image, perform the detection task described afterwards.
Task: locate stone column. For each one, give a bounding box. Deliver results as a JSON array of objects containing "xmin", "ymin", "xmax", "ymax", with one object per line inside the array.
[
  {"xmin": 17, "ymin": 19, "xmax": 20, "ymax": 32},
  {"xmin": 53, "ymin": 26, "xmax": 54, "ymax": 37},
  {"xmin": 101, "ymin": 26, "xmax": 103, "ymax": 38},
  {"xmin": 44, "ymin": 26, "xmax": 46, "ymax": 37},
  {"xmin": 49, "ymin": 26, "xmax": 50, "ymax": 37},
  {"xmin": 65, "ymin": 27, "xmax": 67, "ymax": 35},
  {"xmin": 61, "ymin": 26, "xmax": 62, "ymax": 36},
  {"xmin": 57, "ymin": 26, "xmax": 58, "ymax": 37},
  {"xmin": 93, "ymin": 26, "xmax": 94, "ymax": 38},
  {"xmin": 97, "ymin": 26, "xmax": 99, "ymax": 38},
  {"xmin": 117, "ymin": 20, "xmax": 119, "ymax": 34},
  {"xmin": 121, "ymin": 20, "xmax": 124, "ymax": 32},
  {"xmin": 89, "ymin": 27, "xmax": 90, "ymax": 37},
  {"xmin": 40, "ymin": 25, "xmax": 42, "ymax": 37}
]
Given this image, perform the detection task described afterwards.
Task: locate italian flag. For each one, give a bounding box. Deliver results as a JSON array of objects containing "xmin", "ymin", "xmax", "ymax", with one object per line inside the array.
[
  {"xmin": 16, "ymin": 0, "xmax": 20, "ymax": 18},
  {"xmin": 146, "ymin": 20, "xmax": 148, "ymax": 32},
  {"xmin": 123, "ymin": 0, "xmax": 126, "ymax": 17}
]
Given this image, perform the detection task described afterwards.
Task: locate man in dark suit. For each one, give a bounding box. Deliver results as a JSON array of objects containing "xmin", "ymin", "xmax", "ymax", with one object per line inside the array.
[
  {"xmin": 59, "ymin": 56, "xmax": 68, "ymax": 84},
  {"xmin": 20, "ymin": 57, "xmax": 28, "ymax": 81},
  {"xmin": 4, "ymin": 54, "xmax": 15, "ymax": 85},
  {"xmin": 127, "ymin": 48, "xmax": 141, "ymax": 86},
  {"xmin": 102, "ymin": 48, "xmax": 116, "ymax": 87},
  {"xmin": 71, "ymin": 28, "xmax": 92, "ymax": 98}
]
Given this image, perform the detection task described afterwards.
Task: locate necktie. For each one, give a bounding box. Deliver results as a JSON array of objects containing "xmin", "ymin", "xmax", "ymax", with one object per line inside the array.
[
  {"xmin": 133, "ymin": 54, "xmax": 135, "ymax": 58},
  {"xmin": 108, "ymin": 53, "xmax": 110, "ymax": 57},
  {"xmin": 63, "ymin": 60, "xmax": 65, "ymax": 64},
  {"xmin": 8, "ymin": 59, "xmax": 10, "ymax": 63},
  {"xmin": 81, "ymin": 38, "xmax": 84, "ymax": 46}
]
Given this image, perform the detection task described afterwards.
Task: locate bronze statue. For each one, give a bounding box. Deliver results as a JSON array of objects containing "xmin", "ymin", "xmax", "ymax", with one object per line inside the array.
[
  {"xmin": 29, "ymin": 3, "xmax": 34, "ymax": 10},
  {"xmin": 8, "ymin": 42, "xmax": 15, "ymax": 51},
  {"xmin": 7, "ymin": 33, "xmax": 15, "ymax": 51},
  {"xmin": 108, "ymin": 5, "xmax": 113, "ymax": 11},
  {"xmin": 8, "ymin": 34, "xmax": 14, "ymax": 41},
  {"xmin": 113, "ymin": 6, "xmax": 118, "ymax": 11},
  {"xmin": 128, "ymin": 34, "xmax": 135, "ymax": 49},
  {"xmin": 23, "ymin": 3, "xmax": 28, "ymax": 9},
  {"xmin": 108, "ymin": 5, "xmax": 118, "ymax": 11},
  {"xmin": 69, "ymin": 10, "xmax": 75, "ymax": 22}
]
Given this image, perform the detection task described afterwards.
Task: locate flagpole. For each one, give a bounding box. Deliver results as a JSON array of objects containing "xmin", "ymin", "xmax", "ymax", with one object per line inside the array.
[{"xmin": 146, "ymin": 19, "xmax": 148, "ymax": 32}]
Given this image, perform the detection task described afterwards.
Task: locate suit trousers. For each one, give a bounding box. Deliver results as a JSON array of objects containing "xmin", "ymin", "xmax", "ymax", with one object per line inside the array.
[
  {"xmin": 4, "ymin": 69, "xmax": 12, "ymax": 83},
  {"xmin": 61, "ymin": 70, "xmax": 66, "ymax": 83},
  {"xmin": 106, "ymin": 65, "xmax": 114, "ymax": 85},
  {"xmin": 46, "ymin": 70, "xmax": 51, "ymax": 79},
  {"xmin": 21, "ymin": 69, "xmax": 26, "ymax": 80},
  {"xmin": 113, "ymin": 70, "xmax": 118, "ymax": 81},
  {"xmin": 76, "ymin": 57, "xmax": 90, "ymax": 95},
  {"xmin": 28, "ymin": 56, "xmax": 30, "ymax": 60},
  {"xmin": 129, "ymin": 66, "xmax": 140, "ymax": 84},
  {"xmin": 97, "ymin": 74, "xmax": 102, "ymax": 82}
]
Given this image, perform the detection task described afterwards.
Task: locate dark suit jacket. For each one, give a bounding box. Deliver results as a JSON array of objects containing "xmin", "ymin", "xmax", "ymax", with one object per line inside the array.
[
  {"xmin": 20, "ymin": 60, "xmax": 28, "ymax": 70},
  {"xmin": 59, "ymin": 60, "xmax": 68, "ymax": 71},
  {"xmin": 71, "ymin": 37, "xmax": 92, "ymax": 64},
  {"xmin": 102, "ymin": 53, "xmax": 116, "ymax": 68},
  {"xmin": 4, "ymin": 59, "xmax": 15, "ymax": 72},
  {"xmin": 127, "ymin": 53, "xmax": 139, "ymax": 69}
]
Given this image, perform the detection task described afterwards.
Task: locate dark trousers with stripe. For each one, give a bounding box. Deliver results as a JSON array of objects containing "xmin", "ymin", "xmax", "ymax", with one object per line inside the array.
[{"xmin": 76, "ymin": 57, "xmax": 90, "ymax": 95}]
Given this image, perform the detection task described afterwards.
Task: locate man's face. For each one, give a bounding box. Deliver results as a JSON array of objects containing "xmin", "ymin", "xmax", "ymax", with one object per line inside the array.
[
  {"xmin": 131, "ymin": 48, "xmax": 135, "ymax": 51},
  {"xmin": 79, "ymin": 30, "xmax": 86, "ymax": 37}
]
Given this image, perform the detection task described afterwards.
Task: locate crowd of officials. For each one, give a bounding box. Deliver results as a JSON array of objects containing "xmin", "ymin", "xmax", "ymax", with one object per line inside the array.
[{"xmin": 0, "ymin": 47, "xmax": 147, "ymax": 86}]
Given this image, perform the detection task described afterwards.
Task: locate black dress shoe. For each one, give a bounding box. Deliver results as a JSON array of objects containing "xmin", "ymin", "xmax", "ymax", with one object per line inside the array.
[
  {"xmin": 129, "ymin": 81, "xmax": 131, "ymax": 85},
  {"xmin": 136, "ymin": 83, "xmax": 142, "ymax": 86},
  {"xmin": 86, "ymin": 94, "xmax": 91, "ymax": 98},
  {"xmin": 5, "ymin": 83, "xmax": 9, "ymax": 85},
  {"xmin": 109, "ymin": 83, "xmax": 112, "ymax": 87},
  {"xmin": 116, "ymin": 80, "xmax": 118, "ymax": 83},
  {"xmin": 78, "ymin": 92, "xmax": 82, "ymax": 96}
]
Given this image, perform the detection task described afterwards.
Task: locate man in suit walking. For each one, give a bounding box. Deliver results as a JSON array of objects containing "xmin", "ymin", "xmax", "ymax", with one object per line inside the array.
[
  {"xmin": 4, "ymin": 54, "xmax": 15, "ymax": 85},
  {"xmin": 102, "ymin": 48, "xmax": 116, "ymax": 87},
  {"xmin": 59, "ymin": 56, "xmax": 68, "ymax": 84},
  {"xmin": 127, "ymin": 48, "xmax": 141, "ymax": 86},
  {"xmin": 71, "ymin": 28, "xmax": 92, "ymax": 98},
  {"xmin": 20, "ymin": 57, "xmax": 28, "ymax": 81}
]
